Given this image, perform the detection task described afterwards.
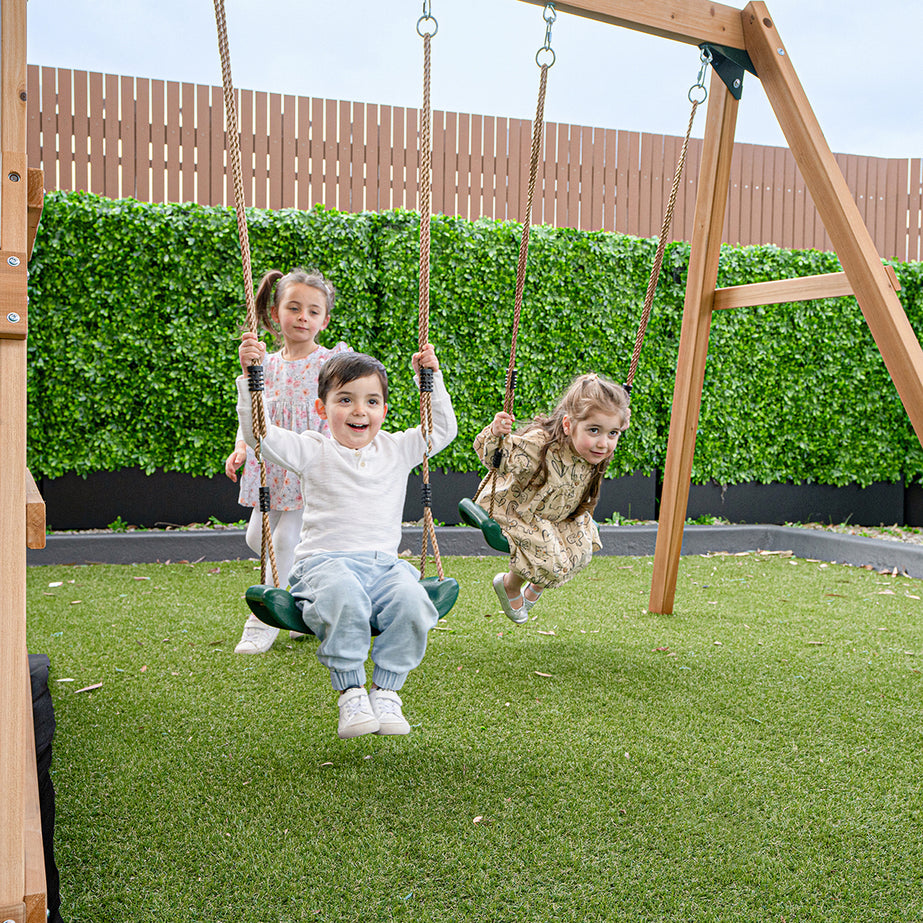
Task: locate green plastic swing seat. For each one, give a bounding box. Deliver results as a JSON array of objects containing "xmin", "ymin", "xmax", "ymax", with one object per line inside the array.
[
  {"xmin": 458, "ymin": 498, "xmax": 511, "ymax": 553},
  {"xmin": 245, "ymin": 576, "xmax": 459, "ymax": 634}
]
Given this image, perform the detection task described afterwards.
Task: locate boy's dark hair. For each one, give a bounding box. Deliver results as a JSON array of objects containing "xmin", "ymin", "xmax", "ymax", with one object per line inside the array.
[{"xmin": 318, "ymin": 353, "xmax": 389, "ymax": 403}]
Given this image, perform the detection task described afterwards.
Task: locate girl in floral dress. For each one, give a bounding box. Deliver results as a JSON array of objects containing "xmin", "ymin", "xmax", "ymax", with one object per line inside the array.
[
  {"xmin": 473, "ymin": 373, "xmax": 630, "ymax": 624},
  {"xmin": 225, "ymin": 268, "xmax": 349, "ymax": 652}
]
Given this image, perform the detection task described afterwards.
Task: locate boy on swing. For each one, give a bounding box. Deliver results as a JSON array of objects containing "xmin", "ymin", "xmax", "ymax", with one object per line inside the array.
[{"xmin": 235, "ymin": 333, "xmax": 457, "ymax": 739}]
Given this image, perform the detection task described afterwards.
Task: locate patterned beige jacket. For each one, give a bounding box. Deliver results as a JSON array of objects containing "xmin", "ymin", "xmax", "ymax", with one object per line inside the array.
[{"xmin": 473, "ymin": 425, "xmax": 602, "ymax": 589}]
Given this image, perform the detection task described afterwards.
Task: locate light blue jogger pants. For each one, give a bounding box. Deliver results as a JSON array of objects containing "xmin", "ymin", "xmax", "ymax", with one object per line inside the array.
[{"xmin": 288, "ymin": 551, "xmax": 439, "ymax": 691}]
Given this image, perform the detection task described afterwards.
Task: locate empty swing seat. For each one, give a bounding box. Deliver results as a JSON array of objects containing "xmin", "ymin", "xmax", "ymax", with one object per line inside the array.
[
  {"xmin": 458, "ymin": 498, "xmax": 510, "ymax": 553},
  {"xmin": 245, "ymin": 576, "xmax": 459, "ymax": 634}
]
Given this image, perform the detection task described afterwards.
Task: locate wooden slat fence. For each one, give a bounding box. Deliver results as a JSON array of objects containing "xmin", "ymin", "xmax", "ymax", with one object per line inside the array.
[{"xmin": 27, "ymin": 65, "xmax": 923, "ymax": 261}]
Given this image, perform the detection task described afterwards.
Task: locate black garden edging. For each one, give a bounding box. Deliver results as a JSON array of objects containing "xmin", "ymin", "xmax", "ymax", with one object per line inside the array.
[
  {"xmin": 32, "ymin": 468, "xmax": 923, "ymax": 533},
  {"xmin": 27, "ymin": 523, "xmax": 923, "ymax": 579}
]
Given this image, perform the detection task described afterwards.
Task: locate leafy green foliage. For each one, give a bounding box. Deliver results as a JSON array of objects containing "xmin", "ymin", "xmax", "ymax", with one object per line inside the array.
[{"xmin": 26, "ymin": 192, "xmax": 923, "ymax": 486}]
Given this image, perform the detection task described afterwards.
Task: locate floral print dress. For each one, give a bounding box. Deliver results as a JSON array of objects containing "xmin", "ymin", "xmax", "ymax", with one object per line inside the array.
[
  {"xmin": 473, "ymin": 425, "xmax": 602, "ymax": 589},
  {"xmin": 238, "ymin": 343, "xmax": 350, "ymax": 511}
]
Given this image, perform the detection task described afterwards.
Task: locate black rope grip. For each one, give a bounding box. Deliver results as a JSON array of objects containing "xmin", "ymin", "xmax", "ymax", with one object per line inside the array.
[
  {"xmin": 248, "ymin": 364, "xmax": 264, "ymax": 392},
  {"xmin": 506, "ymin": 368, "xmax": 517, "ymax": 393},
  {"xmin": 259, "ymin": 487, "xmax": 271, "ymax": 513},
  {"xmin": 490, "ymin": 448, "xmax": 503, "ymax": 469},
  {"xmin": 419, "ymin": 367, "xmax": 434, "ymax": 393},
  {"xmin": 421, "ymin": 483, "xmax": 433, "ymax": 508}
]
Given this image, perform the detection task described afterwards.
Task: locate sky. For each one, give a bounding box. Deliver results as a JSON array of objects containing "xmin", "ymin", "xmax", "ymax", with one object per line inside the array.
[{"xmin": 25, "ymin": 0, "xmax": 923, "ymax": 161}]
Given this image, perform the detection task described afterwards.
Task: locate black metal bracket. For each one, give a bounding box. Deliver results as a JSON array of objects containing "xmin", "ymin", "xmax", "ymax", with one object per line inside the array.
[{"xmin": 700, "ymin": 43, "xmax": 757, "ymax": 101}]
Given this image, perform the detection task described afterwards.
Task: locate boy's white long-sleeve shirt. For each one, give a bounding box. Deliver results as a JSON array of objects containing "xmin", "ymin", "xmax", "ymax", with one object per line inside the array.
[{"xmin": 236, "ymin": 371, "xmax": 457, "ymax": 560}]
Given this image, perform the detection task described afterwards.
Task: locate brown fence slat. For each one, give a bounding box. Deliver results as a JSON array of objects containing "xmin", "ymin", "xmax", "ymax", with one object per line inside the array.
[
  {"xmin": 251, "ymin": 88, "xmax": 267, "ymax": 208},
  {"xmin": 179, "ymin": 83, "xmax": 196, "ymax": 204},
  {"xmin": 88, "ymin": 72, "xmax": 104, "ymax": 196},
  {"xmin": 104, "ymin": 74, "xmax": 120, "ymax": 198},
  {"xmin": 194, "ymin": 83, "xmax": 210, "ymax": 206},
  {"xmin": 309, "ymin": 97, "xmax": 323, "ymax": 210},
  {"xmin": 135, "ymin": 77, "xmax": 150, "ymax": 202},
  {"xmin": 267, "ymin": 92, "xmax": 282, "ymax": 209},
  {"xmin": 27, "ymin": 65, "xmax": 40, "ymax": 179},
  {"xmin": 481, "ymin": 113, "xmax": 496, "ymax": 220},
  {"xmin": 553, "ymin": 122, "xmax": 568, "ymax": 228},
  {"xmin": 209, "ymin": 85, "xmax": 224, "ymax": 207},
  {"xmin": 279, "ymin": 94, "xmax": 295, "ymax": 209},
  {"xmin": 295, "ymin": 95, "xmax": 310, "ymax": 211},
  {"xmin": 469, "ymin": 112, "xmax": 484, "ymax": 223},
  {"xmin": 39, "ymin": 67, "xmax": 56, "ymax": 190},
  {"xmin": 456, "ymin": 111, "xmax": 470, "ymax": 220},
  {"xmin": 405, "ymin": 106, "xmax": 417, "ymax": 213},
  {"xmin": 121, "ymin": 75, "xmax": 136, "ymax": 201},
  {"xmin": 350, "ymin": 102, "xmax": 364, "ymax": 214},
  {"xmin": 341, "ymin": 101, "xmax": 354, "ymax": 212},
  {"xmin": 601, "ymin": 128, "xmax": 616, "ymax": 232},
  {"xmin": 164, "ymin": 80, "xmax": 180, "ymax": 203},
  {"xmin": 909, "ymin": 158, "xmax": 922, "ymax": 263},
  {"xmin": 149, "ymin": 79, "xmax": 164, "ymax": 204}
]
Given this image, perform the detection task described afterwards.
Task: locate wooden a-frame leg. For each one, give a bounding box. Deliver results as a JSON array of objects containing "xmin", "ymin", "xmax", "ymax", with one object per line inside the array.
[
  {"xmin": 649, "ymin": 71, "xmax": 739, "ymax": 615},
  {"xmin": 743, "ymin": 2, "xmax": 923, "ymax": 447}
]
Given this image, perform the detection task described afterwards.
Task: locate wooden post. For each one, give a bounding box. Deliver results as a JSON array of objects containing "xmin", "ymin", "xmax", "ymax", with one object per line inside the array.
[
  {"xmin": 649, "ymin": 69, "xmax": 739, "ymax": 615},
  {"xmin": 0, "ymin": 0, "xmax": 34, "ymax": 919},
  {"xmin": 742, "ymin": 2, "xmax": 923, "ymax": 447}
]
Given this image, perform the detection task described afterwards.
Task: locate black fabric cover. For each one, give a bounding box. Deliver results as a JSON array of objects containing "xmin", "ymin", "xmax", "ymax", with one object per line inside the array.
[{"xmin": 30, "ymin": 653, "xmax": 64, "ymax": 923}]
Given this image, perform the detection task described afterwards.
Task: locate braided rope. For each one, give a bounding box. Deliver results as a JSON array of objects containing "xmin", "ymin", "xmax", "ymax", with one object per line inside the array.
[
  {"xmin": 624, "ymin": 99, "xmax": 699, "ymax": 392},
  {"xmin": 214, "ymin": 0, "xmax": 278, "ymax": 587},
  {"xmin": 477, "ymin": 62, "xmax": 549, "ymax": 518},
  {"xmin": 417, "ymin": 30, "xmax": 444, "ymax": 581}
]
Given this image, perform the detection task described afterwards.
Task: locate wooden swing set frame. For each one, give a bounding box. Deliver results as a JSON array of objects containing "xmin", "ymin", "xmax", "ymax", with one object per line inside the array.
[{"xmin": 2, "ymin": 1, "xmax": 922, "ymax": 917}]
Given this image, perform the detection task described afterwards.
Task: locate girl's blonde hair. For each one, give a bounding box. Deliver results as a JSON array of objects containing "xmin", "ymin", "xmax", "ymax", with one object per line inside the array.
[
  {"xmin": 520, "ymin": 373, "xmax": 630, "ymax": 520},
  {"xmin": 251, "ymin": 268, "xmax": 336, "ymax": 340}
]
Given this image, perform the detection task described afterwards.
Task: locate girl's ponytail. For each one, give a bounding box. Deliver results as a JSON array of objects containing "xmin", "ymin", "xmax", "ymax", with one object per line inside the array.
[{"xmin": 253, "ymin": 269, "xmax": 284, "ymax": 336}]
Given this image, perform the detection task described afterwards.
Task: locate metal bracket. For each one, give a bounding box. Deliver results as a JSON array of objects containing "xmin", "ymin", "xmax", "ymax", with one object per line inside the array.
[{"xmin": 699, "ymin": 43, "xmax": 757, "ymax": 100}]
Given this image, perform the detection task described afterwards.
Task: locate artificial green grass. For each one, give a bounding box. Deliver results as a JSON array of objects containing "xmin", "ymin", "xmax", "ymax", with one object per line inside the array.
[{"xmin": 26, "ymin": 552, "xmax": 923, "ymax": 922}]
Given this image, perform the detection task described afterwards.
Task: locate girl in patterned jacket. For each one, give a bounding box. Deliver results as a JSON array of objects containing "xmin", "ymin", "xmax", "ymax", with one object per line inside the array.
[
  {"xmin": 225, "ymin": 268, "xmax": 350, "ymax": 653},
  {"xmin": 473, "ymin": 373, "xmax": 630, "ymax": 624}
]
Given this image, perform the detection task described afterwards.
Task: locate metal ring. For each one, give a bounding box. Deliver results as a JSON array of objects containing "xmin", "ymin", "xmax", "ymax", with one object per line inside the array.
[
  {"xmin": 416, "ymin": 15, "xmax": 438, "ymax": 37},
  {"xmin": 688, "ymin": 83, "xmax": 707, "ymax": 105},
  {"xmin": 535, "ymin": 46, "xmax": 556, "ymax": 68}
]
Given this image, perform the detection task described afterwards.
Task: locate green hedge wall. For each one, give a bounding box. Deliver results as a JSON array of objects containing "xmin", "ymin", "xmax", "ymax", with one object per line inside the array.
[{"xmin": 25, "ymin": 190, "xmax": 923, "ymax": 486}]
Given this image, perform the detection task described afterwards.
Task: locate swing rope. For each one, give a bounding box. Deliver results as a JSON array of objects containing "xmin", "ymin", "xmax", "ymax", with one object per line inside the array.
[
  {"xmin": 213, "ymin": 0, "xmax": 279, "ymax": 588},
  {"xmin": 463, "ymin": 41, "xmax": 710, "ymax": 551},
  {"xmin": 624, "ymin": 47, "xmax": 711, "ymax": 393},
  {"xmin": 416, "ymin": 2, "xmax": 445, "ymax": 582},
  {"xmin": 475, "ymin": 3, "xmax": 556, "ymax": 518}
]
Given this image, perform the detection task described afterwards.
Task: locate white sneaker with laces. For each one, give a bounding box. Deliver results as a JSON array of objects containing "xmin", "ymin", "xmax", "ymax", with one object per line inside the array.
[
  {"xmin": 234, "ymin": 616, "xmax": 280, "ymax": 654},
  {"xmin": 337, "ymin": 687, "xmax": 380, "ymax": 739},
  {"xmin": 369, "ymin": 688, "xmax": 411, "ymax": 735}
]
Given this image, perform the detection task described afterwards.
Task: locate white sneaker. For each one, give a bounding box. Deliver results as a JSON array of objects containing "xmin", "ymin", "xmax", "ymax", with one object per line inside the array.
[
  {"xmin": 234, "ymin": 617, "xmax": 280, "ymax": 654},
  {"xmin": 369, "ymin": 688, "xmax": 411, "ymax": 735},
  {"xmin": 337, "ymin": 687, "xmax": 380, "ymax": 739},
  {"xmin": 289, "ymin": 630, "xmax": 308, "ymax": 641}
]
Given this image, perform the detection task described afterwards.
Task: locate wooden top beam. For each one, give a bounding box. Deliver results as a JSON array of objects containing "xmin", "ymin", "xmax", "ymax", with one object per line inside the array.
[{"xmin": 517, "ymin": 0, "xmax": 747, "ymax": 50}]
